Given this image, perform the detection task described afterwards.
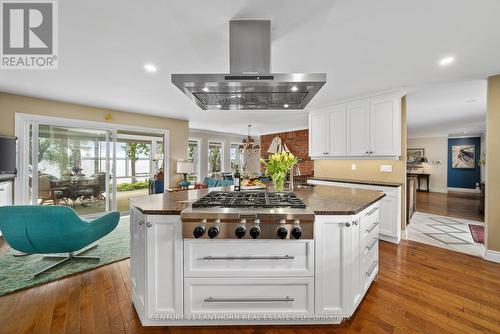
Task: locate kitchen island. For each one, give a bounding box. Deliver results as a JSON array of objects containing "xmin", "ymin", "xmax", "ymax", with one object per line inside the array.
[{"xmin": 129, "ymin": 185, "xmax": 385, "ymax": 326}]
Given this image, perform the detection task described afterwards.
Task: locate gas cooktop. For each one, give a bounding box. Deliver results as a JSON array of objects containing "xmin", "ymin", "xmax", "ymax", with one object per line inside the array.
[{"xmin": 191, "ymin": 191, "xmax": 307, "ymax": 209}]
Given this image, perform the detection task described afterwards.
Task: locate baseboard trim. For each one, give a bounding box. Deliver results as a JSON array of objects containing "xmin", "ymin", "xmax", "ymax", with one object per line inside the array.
[
  {"xmin": 379, "ymin": 234, "xmax": 401, "ymax": 244},
  {"xmin": 484, "ymin": 250, "xmax": 500, "ymax": 264},
  {"xmin": 447, "ymin": 187, "xmax": 480, "ymax": 193}
]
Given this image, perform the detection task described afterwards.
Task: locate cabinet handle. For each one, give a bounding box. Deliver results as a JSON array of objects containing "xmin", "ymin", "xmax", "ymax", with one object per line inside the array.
[
  {"xmin": 365, "ymin": 222, "xmax": 379, "ymax": 233},
  {"xmin": 365, "ymin": 151, "xmax": 369, "ymax": 154},
  {"xmin": 352, "ymin": 220, "xmax": 358, "ymax": 226},
  {"xmin": 138, "ymin": 219, "xmax": 144, "ymax": 226},
  {"xmin": 344, "ymin": 222, "xmax": 351, "ymax": 227},
  {"xmin": 366, "ymin": 207, "xmax": 379, "ymax": 216},
  {"xmin": 202, "ymin": 255, "xmax": 294, "ymax": 260},
  {"xmin": 0, "ymin": 188, "xmax": 5, "ymax": 192},
  {"xmin": 366, "ymin": 237, "xmax": 378, "ymax": 251},
  {"xmin": 146, "ymin": 222, "xmax": 152, "ymax": 228},
  {"xmin": 204, "ymin": 296, "xmax": 294, "ymax": 303},
  {"xmin": 366, "ymin": 261, "xmax": 378, "ymax": 277}
]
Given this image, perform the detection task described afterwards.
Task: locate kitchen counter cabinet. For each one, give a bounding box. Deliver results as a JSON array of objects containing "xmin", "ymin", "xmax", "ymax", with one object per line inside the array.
[{"xmin": 129, "ymin": 187, "xmax": 382, "ymax": 326}]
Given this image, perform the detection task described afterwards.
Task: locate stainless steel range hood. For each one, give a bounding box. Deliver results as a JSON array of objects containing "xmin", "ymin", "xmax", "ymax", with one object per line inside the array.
[{"xmin": 172, "ymin": 20, "xmax": 326, "ymax": 110}]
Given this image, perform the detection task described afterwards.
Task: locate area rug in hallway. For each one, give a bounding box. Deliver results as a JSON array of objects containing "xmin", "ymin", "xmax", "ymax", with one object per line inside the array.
[
  {"xmin": 407, "ymin": 211, "xmax": 485, "ymax": 257},
  {"xmin": 0, "ymin": 216, "xmax": 130, "ymax": 296},
  {"xmin": 469, "ymin": 224, "xmax": 484, "ymax": 244}
]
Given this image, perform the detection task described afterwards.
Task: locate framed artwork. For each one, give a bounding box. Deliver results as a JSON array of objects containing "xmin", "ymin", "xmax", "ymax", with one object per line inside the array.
[
  {"xmin": 407, "ymin": 148, "xmax": 425, "ymax": 165},
  {"xmin": 452, "ymin": 145, "xmax": 475, "ymax": 169}
]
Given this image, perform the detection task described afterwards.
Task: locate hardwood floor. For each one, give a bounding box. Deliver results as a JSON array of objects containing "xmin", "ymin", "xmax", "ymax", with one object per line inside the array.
[
  {"xmin": 416, "ymin": 191, "xmax": 484, "ymax": 222},
  {"xmin": 1, "ymin": 240, "xmax": 499, "ymax": 334}
]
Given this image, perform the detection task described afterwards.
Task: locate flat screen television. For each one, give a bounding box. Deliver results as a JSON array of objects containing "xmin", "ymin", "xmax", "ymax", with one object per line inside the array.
[{"xmin": 0, "ymin": 136, "xmax": 17, "ymax": 175}]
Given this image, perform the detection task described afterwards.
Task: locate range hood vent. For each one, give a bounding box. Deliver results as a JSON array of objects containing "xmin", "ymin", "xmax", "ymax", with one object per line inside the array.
[{"xmin": 172, "ymin": 20, "xmax": 326, "ymax": 110}]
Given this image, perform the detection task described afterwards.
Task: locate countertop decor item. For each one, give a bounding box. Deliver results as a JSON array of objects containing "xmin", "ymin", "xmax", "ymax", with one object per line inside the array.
[{"xmin": 260, "ymin": 152, "xmax": 298, "ymax": 192}]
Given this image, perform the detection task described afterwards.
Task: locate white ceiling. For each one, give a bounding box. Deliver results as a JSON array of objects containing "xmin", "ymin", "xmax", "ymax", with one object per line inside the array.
[
  {"xmin": 407, "ymin": 80, "xmax": 487, "ymax": 138},
  {"xmin": 1, "ymin": 0, "xmax": 500, "ymax": 135}
]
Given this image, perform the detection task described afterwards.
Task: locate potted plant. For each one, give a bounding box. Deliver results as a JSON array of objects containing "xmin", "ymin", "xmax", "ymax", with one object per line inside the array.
[{"xmin": 260, "ymin": 152, "xmax": 298, "ymax": 192}]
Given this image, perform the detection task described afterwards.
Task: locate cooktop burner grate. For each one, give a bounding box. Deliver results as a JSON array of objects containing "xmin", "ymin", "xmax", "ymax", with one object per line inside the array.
[{"xmin": 192, "ymin": 191, "xmax": 306, "ymax": 209}]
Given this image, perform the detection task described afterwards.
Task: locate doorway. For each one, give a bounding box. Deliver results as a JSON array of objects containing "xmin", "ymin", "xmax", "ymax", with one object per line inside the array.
[{"xmin": 15, "ymin": 114, "xmax": 168, "ymax": 217}]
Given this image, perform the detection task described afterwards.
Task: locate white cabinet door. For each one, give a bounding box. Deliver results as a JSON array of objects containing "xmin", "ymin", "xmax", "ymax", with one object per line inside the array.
[
  {"xmin": 130, "ymin": 208, "xmax": 146, "ymax": 313},
  {"xmin": 346, "ymin": 102, "xmax": 370, "ymax": 156},
  {"xmin": 379, "ymin": 193, "xmax": 400, "ymax": 242},
  {"xmin": 369, "ymin": 97, "xmax": 401, "ymax": 156},
  {"xmin": 309, "ymin": 113, "xmax": 329, "ymax": 157},
  {"xmin": 146, "ymin": 215, "xmax": 183, "ymax": 318},
  {"xmin": 348, "ymin": 214, "xmax": 362, "ymax": 314},
  {"xmin": 315, "ymin": 215, "xmax": 355, "ymax": 315},
  {"xmin": 328, "ymin": 107, "xmax": 347, "ymax": 156}
]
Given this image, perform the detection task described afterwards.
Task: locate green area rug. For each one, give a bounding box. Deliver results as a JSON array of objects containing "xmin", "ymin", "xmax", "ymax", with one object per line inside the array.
[{"xmin": 0, "ymin": 216, "xmax": 130, "ymax": 296}]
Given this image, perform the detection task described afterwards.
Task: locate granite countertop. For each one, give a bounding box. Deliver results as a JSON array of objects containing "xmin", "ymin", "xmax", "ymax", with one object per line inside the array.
[
  {"xmin": 129, "ymin": 185, "xmax": 386, "ymax": 216},
  {"xmin": 310, "ymin": 176, "xmax": 402, "ymax": 188}
]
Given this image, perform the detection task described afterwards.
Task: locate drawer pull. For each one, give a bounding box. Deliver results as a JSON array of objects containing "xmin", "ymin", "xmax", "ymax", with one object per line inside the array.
[
  {"xmin": 202, "ymin": 255, "xmax": 294, "ymax": 260},
  {"xmin": 366, "ymin": 207, "xmax": 379, "ymax": 216},
  {"xmin": 204, "ymin": 296, "xmax": 294, "ymax": 303},
  {"xmin": 366, "ymin": 238, "xmax": 378, "ymax": 251},
  {"xmin": 366, "ymin": 261, "xmax": 378, "ymax": 277},
  {"xmin": 365, "ymin": 222, "xmax": 379, "ymax": 233}
]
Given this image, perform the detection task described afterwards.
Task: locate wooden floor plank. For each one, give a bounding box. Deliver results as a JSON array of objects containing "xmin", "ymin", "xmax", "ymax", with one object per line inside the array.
[
  {"xmin": 0, "ymin": 240, "xmax": 499, "ymax": 334},
  {"xmin": 416, "ymin": 191, "xmax": 483, "ymax": 222}
]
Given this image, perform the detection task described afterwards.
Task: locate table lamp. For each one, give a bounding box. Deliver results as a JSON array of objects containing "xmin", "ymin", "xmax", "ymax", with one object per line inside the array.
[
  {"xmin": 420, "ymin": 157, "xmax": 428, "ymax": 173},
  {"xmin": 177, "ymin": 161, "xmax": 194, "ymax": 188}
]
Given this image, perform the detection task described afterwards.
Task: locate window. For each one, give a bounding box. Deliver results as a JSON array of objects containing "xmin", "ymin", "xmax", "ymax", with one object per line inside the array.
[
  {"xmin": 230, "ymin": 143, "xmax": 241, "ymax": 173},
  {"xmin": 188, "ymin": 140, "xmax": 199, "ymax": 181},
  {"xmin": 208, "ymin": 142, "xmax": 223, "ymax": 177}
]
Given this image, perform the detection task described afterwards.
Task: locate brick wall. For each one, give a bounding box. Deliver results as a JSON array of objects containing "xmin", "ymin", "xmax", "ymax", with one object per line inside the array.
[{"xmin": 260, "ymin": 129, "xmax": 314, "ymax": 176}]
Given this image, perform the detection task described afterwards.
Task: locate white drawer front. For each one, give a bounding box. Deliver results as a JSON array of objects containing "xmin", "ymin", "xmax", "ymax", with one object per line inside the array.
[
  {"xmin": 184, "ymin": 240, "xmax": 314, "ymax": 277},
  {"xmin": 361, "ymin": 233, "xmax": 378, "ymax": 261},
  {"xmin": 361, "ymin": 206, "xmax": 379, "ymax": 241},
  {"xmin": 184, "ymin": 277, "xmax": 314, "ymax": 314}
]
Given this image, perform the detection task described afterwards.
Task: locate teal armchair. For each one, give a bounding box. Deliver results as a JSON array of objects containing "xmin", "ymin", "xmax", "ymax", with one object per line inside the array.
[{"xmin": 0, "ymin": 205, "xmax": 120, "ymax": 276}]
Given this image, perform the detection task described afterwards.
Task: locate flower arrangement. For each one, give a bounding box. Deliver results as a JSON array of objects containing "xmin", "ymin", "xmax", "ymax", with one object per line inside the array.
[
  {"xmin": 260, "ymin": 152, "xmax": 298, "ymax": 192},
  {"xmin": 478, "ymin": 153, "xmax": 486, "ymax": 167}
]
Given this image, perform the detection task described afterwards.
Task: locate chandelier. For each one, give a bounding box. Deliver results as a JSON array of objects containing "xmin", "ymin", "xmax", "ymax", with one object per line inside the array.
[{"xmin": 239, "ymin": 125, "xmax": 260, "ymax": 154}]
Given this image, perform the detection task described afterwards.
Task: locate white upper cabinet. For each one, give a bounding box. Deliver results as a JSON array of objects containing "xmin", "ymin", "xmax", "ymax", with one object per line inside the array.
[
  {"xmin": 328, "ymin": 107, "xmax": 347, "ymax": 156},
  {"xmin": 346, "ymin": 102, "xmax": 370, "ymax": 156},
  {"xmin": 369, "ymin": 97, "xmax": 401, "ymax": 156},
  {"xmin": 309, "ymin": 92, "xmax": 402, "ymax": 159},
  {"xmin": 309, "ymin": 112, "xmax": 329, "ymax": 156}
]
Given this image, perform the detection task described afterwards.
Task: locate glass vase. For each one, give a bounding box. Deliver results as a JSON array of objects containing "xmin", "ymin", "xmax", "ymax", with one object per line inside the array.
[{"xmin": 273, "ymin": 177, "xmax": 285, "ymax": 192}]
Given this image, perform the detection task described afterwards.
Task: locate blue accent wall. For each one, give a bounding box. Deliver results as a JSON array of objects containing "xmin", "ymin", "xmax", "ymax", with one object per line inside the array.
[{"xmin": 447, "ymin": 137, "xmax": 481, "ymax": 189}]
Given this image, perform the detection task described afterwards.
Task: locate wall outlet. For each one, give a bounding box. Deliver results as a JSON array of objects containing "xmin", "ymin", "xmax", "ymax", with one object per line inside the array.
[
  {"xmin": 380, "ymin": 165, "xmax": 393, "ymax": 173},
  {"xmin": 351, "ymin": 164, "xmax": 357, "ymax": 171}
]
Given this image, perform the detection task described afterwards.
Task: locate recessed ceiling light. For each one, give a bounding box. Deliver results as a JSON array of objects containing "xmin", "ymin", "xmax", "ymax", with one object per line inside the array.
[
  {"xmin": 144, "ymin": 63, "xmax": 157, "ymax": 73},
  {"xmin": 283, "ymin": 104, "xmax": 289, "ymax": 108},
  {"xmin": 202, "ymin": 87, "xmax": 210, "ymax": 92},
  {"xmin": 291, "ymin": 86, "xmax": 298, "ymax": 92},
  {"xmin": 439, "ymin": 56, "xmax": 455, "ymax": 66}
]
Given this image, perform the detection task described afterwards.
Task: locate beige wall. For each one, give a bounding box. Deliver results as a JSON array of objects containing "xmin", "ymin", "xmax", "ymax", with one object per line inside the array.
[
  {"xmin": 0, "ymin": 92, "xmax": 189, "ymax": 187},
  {"xmin": 486, "ymin": 75, "xmax": 500, "ymax": 252},
  {"xmin": 314, "ymin": 96, "xmax": 407, "ymax": 229},
  {"xmin": 407, "ymin": 136, "xmax": 448, "ymax": 193}
]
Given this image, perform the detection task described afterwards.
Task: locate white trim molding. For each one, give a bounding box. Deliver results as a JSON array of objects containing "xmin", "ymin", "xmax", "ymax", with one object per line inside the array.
[{"xmin": 484, "ymin": 250, "xmax": 500, "ymax": 264}]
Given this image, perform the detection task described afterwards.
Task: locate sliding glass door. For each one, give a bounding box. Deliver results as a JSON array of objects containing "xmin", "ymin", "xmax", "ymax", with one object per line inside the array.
[
  {"xmin": 29, "ymin": 124, "xmax": 112, "ymax": 216},
  {"xmin": 17, "ymin": 115, "xmax": 168, "ymax": 217}
]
